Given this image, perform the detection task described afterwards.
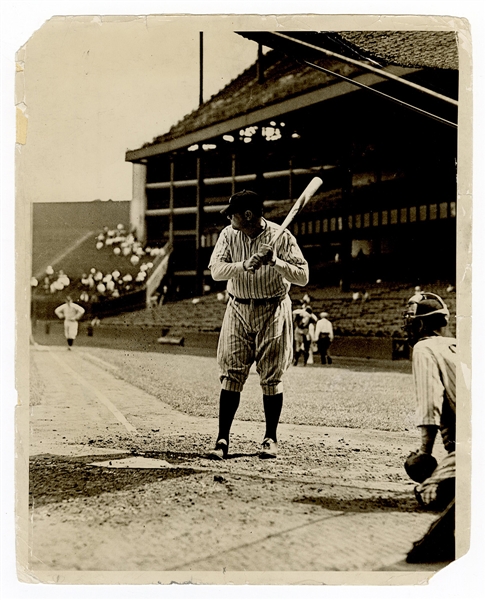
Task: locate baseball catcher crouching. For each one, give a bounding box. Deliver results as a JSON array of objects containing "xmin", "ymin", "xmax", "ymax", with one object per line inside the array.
[{"xmin": 402, "ymin": 291, "xmax": 456, "ymax": 562}]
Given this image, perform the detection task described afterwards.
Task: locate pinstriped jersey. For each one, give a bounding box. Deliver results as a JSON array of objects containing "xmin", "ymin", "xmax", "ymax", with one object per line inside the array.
[
  {"xmin": 209, "ymin": 219, "xmax": 309, "ymax": 299},
  {"xmin": 412, "ymin": 336, "xmax": 456, "ymax": 428}
]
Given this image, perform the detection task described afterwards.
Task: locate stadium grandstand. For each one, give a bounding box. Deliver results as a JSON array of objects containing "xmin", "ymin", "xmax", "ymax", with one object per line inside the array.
[
  {"xmin": 124, "ymin": 30, "xmax": 458, "ymax": 300},
  {"xmin": 32, "ymin": 32, "xmax": 458, "ymax": 359}
]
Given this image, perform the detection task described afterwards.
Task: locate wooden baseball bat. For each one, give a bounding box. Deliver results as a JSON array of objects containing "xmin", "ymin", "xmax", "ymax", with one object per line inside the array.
[
  {"xmin": 271, "ymin": 176, "xmax": 323, "ymax": 243},
  {"xmin": 247, "ymin": 176, "xmax": 323, "ymax": 272}
]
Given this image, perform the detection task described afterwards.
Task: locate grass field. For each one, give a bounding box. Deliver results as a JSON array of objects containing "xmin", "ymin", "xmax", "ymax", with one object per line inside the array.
[{"xmin": 85, "ymin": 347, "xmax": 417, "ymax": 433}]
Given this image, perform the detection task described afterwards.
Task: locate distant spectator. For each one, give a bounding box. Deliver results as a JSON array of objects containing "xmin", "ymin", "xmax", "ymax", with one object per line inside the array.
[
  {"xmin": 315, "ymin": 312, "xmax": 334, "ymax": 365},
  {"xmin": 58, "ymin": 270, "xmax": 70, "ymax": 287},
  {"xmin": 352, "ymin": 291, "xmax": 360, "ymax": 301},
  {"xmin": 54, "ymin": 296, "xmax": 85, "ymax": 350},
  {"xmin": 149, "ymin": 294, "xmax": 159, "ymax": 308}
]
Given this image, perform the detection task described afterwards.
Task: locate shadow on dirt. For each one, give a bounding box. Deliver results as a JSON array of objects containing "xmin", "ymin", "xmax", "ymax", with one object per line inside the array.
[
  {"xmin": 29, "ymin": 453, "xmax": 196, "ymax": 508},
  {"xmin": 142, "ymin": 450, "xmax": 204, "ymax": 463},
  {"xmin": 294, "ymin": 494, "xmax": 438, "ymax": 513},
  {"xmin": 145, "ymin": 450, "xmax": 261, "ymax": 461}
]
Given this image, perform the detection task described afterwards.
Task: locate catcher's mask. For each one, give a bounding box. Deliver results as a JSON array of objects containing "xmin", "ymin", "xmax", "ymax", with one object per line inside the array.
[{"xmin": 402, "ymin": 292, "xmax": 449, "ymax": 342}]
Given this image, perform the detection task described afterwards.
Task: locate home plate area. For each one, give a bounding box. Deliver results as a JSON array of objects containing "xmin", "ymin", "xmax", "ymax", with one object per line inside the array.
[{"xmin": 29, "ymin": 450, "xmax": 443, "ymax": 572}]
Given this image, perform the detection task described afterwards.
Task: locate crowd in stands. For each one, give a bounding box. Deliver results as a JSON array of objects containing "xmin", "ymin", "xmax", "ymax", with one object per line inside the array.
[{"xmin": 32, "ymin": 224, "xmax": 166, "ymax": 305}]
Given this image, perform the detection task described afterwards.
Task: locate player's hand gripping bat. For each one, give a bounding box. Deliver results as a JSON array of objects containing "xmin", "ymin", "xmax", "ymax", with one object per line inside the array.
[{"xmin": 247, "ymin": 176, "xmax": 323, "ymax": 271}]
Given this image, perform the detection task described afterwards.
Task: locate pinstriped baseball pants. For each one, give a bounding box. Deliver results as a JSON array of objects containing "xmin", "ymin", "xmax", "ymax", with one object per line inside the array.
[{"xmin": 217, "ymin": 295, "xmax": 293, "ymax": 395}]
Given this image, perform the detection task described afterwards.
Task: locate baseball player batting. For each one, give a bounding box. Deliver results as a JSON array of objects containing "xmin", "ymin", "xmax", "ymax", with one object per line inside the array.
[{"xmin": 207, "ymin": 188, "xmax": 313, "ymax": 460}]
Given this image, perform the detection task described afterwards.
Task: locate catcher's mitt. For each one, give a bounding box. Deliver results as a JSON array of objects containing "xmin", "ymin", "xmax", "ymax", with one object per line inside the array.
[{"xmin": 404, "ymin": 451, "xmax": 438, "ymax": 483}]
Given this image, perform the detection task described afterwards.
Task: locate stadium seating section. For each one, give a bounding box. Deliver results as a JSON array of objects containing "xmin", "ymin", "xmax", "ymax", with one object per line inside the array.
[
  {"xmin": 32, "ymin": 203, "xmax": 456, "ymax": 340},
  {"xmin": 99, "ymin": 281, "xmax": 456, "ymax": 339}
]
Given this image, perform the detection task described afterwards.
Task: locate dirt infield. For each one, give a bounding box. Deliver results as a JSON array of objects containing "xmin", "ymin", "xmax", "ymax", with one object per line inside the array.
[{"xmin": 23, "ymin": 344, "xmax": 452, "ymax": 583}]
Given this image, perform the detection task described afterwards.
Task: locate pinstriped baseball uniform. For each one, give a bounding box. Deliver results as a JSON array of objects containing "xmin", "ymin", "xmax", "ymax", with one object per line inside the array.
[
  {"xmin": 413, "ymin": 335, "xmax": 456, "ymax": 451},
  {"xmin": 209, "ymin": 218, "xmax": 308, "ymax": 395}
]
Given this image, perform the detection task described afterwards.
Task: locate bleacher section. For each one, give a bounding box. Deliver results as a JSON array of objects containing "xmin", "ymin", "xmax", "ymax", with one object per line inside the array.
[
  {"xmin": 32, "ymin": 204, "xmax": 169, "ymax": 320},
  {"xmin": 100, "ymin": 281, "xmax": 456, "ymax": 340},
  {"xmin": 32, "ymin": 200, "xmax": 130, "ymax": 276}
]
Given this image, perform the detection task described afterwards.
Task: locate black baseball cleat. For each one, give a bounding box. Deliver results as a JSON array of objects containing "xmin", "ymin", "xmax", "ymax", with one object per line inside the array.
[
  {"xmin": 260, "ymin": 438, "xmax": 278, "ymax": 459},
  {"xmin": 208, "ymin": 439, "xmax": 229, "ymax": 460}
]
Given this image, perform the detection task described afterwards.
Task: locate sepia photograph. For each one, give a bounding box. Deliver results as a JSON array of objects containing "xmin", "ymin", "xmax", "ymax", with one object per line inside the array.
[{"xmin": 7, "ymin": 6, "xmax": 478, "ymax": 590}]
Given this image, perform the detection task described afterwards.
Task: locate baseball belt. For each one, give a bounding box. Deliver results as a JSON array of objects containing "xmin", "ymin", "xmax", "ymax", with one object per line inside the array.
[{"xmin": 228, "ymin": 293, "xmax": 283, "ymax": 306}]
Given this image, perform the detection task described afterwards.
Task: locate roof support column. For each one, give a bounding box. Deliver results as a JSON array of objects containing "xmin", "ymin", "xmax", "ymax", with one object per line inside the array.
[
  {"xmin": 130, "ymin": 162, "xmax": 147, "ymax": 244},
  {"xmin": 195, "ymin": 150, "xmax": 205, "ymax": 296},
  {"xmin": 231, "ymin": 153, "xmax": 236, "ymax": 195},
  {"xmin": 169, "ymin": 156, "xmax": 175, "ymax": 247},
  {"xmin": 288, "ymin": 157, "xmax": 294, "ymax": 201},
  {"xmin": 255, "ymin": 128, "xmax": 265, "ymax": 195},
  {"xmin": 340, "ymin": 153, "xmax": 353, "ymax": 293}
]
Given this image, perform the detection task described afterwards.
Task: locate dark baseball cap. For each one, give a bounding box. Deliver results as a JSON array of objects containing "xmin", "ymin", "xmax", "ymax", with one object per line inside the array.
[{"xmin": 220, "ymin": 190, "xmax": 263, "ymax": 216}]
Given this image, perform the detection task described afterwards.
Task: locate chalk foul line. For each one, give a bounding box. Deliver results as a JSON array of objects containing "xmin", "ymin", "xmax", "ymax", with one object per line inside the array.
[{"xmin": 48, "ymin": 350, "xmax": 138, "ymax": 434}]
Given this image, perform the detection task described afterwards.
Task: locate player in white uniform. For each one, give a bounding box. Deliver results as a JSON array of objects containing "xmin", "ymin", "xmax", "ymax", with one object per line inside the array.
[
  {"xmin": 314, "ymin": 311, "xmax": 334, "ymax": 364},
  {"xmin": 54, "ymin": 296, "xmax": 85, "ymax": 350},
  {"xmin": 208, "ymin": 190, "xmax": 309, "ymax": 459},
  {"xmin": 402, "ymin": 291, "xmax": 456, "ymax": 562}
]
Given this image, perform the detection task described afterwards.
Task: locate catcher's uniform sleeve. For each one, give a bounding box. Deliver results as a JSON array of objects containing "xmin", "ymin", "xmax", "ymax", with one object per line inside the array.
[{"xmin": 413, "ymin": 343, "xmax": 445, "ymax": 427}]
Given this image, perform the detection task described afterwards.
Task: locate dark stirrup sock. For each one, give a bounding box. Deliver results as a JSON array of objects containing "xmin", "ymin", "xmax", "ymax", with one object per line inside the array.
[
  {"xmin": 217, "ymin": 389, "xmax": 241, "ymax": 442},
  {"xmin": 263, "ymin": 393, "xmax": 283, "ymax": 442}
]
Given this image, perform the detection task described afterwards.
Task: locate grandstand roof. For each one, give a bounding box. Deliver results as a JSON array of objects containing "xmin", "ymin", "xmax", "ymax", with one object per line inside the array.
[
  {"xmin": 127, "ymin": 30, "xmax": 458, "ymax": 160},
  {"xmin": 253, "ymin": 31, "xmax": 459, "ymax": 71}
]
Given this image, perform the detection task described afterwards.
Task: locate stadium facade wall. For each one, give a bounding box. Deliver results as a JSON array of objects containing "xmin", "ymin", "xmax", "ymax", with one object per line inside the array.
[{"xmin": 125, "ymin": 34, "xmax": 458, "ymax": 297}]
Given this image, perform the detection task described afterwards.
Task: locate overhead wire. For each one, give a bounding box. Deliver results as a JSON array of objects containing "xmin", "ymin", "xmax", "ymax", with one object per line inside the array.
[
  {"xmin": 300, "ymin": 58, "xmax": 457, "ymax": 129},
  {"xmin": 272, "ymin": 32, "xmax": 459, "ymax": 107}
]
